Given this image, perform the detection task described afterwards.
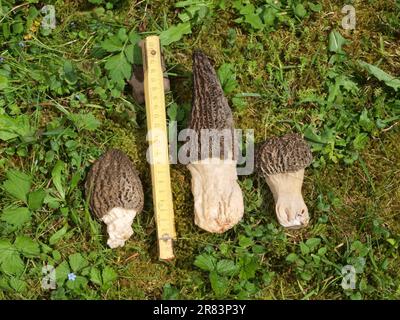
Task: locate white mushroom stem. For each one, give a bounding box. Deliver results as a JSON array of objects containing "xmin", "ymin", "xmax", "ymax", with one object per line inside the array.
[
  {"xmin": 101, "ymin": 207, "xmax": 137, "ymax": 248},
  {"xmin": 264, "ymin": 169, "xmax": 309, "ymax": 229},
  {"xmin": 187, "ymin": 158, "xmax": 244, "ymax": 233}
]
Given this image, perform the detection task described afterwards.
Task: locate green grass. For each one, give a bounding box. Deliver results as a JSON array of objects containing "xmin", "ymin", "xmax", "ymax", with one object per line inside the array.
[{"xmin": 0, "ymin": 0, "xmax": 399, "ymax": 299}]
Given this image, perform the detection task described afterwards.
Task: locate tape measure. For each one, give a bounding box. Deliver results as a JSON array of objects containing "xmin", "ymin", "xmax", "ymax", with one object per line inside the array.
[{"xmin": 142, "ymin": 36, "xmax": 176, "ymax": 260}]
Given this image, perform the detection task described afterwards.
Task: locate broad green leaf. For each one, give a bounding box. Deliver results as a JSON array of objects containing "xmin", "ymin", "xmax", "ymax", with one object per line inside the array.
[
  {"xmin": 9, "ymin": 277, "xmax": 27, "ymax": 293},
  {"xmin": 304, "ymin": 126, "xmax": 324, "ymax": 145},
  {"xmin": 2, "ymin": 23, "xmax": 11, "ymax": 39},
  {"xmin": 1, "ymin": 207, "xmax": 31, "ymax": 228},
  {"xmin": 49, "ymin": 225, "xmax": 68, "ymax": 245},
  {"xmin": 102, "ymin": 266, "xmax": 117, "ymax": 288},
  {"xmin": 0, "ymin": 239, "xmax": 14, "ymax": 263},
  {"xmin": 51, "ymin": 160, "xmax": 65, "ymax": 200},
  {"xmin": 128, "ymin": 31, "xmax": 141, "ymax": 45},
  {"xmin": 244, "ymin": 13, "xmax": 264, "ymax": 29},
  {"xmin": 105, "ymin": 53, "xmax": 132, "ymax": 82},
  {"xmin": 194, "ymin": 254, "xmax": 217, "ymax": 272},
  {"xmin": 160, "ymin": 22, "xmax": 192, "ymax": 46},
  {"xmin": 28, "ymin": 189, "xmax": 46, "ymax": 210},
  {"xmin": 328, "ymin": 30, "xmax": 348, "ymax": 54},
  {"xmin": 238, "ymin": 235, "xmax": 253, "ymax": 248},
  {"xmin": 0, "ymin": 277, "xmax": 11, "ymax": 290},
  {"xmin": 309, "ymin": 3, "xmax": 322, "ymax": 12},
  {"xmin": 2, "ymin": 170, "xmax": 31, "ymax": 202},
  {"xmin": 262, "ymin": 271, "xmax": 275, "ymax": 285},
  {"xmin": 294, "ymin": 4, "xmax": 307, "ymax": 18},
  {"xmin": 12, "ymin": 22, "xmax": 24, "ymax": 34},
  {"xmin": 63, "ymin": 60, "xmax": 77, "ymax": 84},
  {"xmin": 68, "ymin": 112, "xmax": 101, "ymax": 131},
  {"xmin": 239, "ymin": 3, "xmax": 255, "ymax": 15},
  {"xmin": 117, "ymin": 28, "xmax": 128, "ymax": 42},
  {"xmin": 216, "ymin": 259, "xmax": 238, "ymax": 276},
  {"xmin": 66, "ymin": 275, "xmax": 88, "ymax": 290},
  {"xmin": 1, "ymin": 251, "xmax": 25, "ymax": 276},
  {"xmin": 305, "ymin": 237, "xmax": 321, "ymax": 249},
  {"xmin": 358, "ymin": 60, "xmax": 400, "ymax": 91},
  {"xmin": 262, "ymin": 7, "xmax": 278, "ymax": 27},
  {"xmin": 0, "ymin": 240, "xmax": 24, "ymax": 276},
  {"xmin": 0, "ymin": 114, "xmax": 35, "ymax": 142},
  {"xmin": 209, "ymin": 271, "xmax": 228, "ymax": 297},
  {"xmin": 238, "ymin": 254, "xmax": 258, "ymax": 280},
  {"xmin": 90, "ymin": 267, "xmax": 102, "ymax": 286},
  {"xmin": 162, "ymin": 283, "xmax": 180, "ymax": 300},
  {"xmin": 52, "ymin": 250, "xmax": 62, "ymax": 261},
  {"xmin": 101, "ymin": 36, "xmax": 123, "ymax": 52},
  {"xmin": 14, "ymin": 236, "xmax": 40, "ymax": 257},
  {"xmin": 69, "ymin": 253, "xmax": 89, "ymax": 272},
  {"xmin": 300, "ymin": 271, "xmax": 312, "ymax": 281},
  {"xmin": 300, "ymin": 242, "xmax": 310, "ymax": 255},
  {"xmin": 55, "ymin": 261, "xmax": 70, "ymax": 286},
  {"xmin": 286, "ymin": 252, "xmax": 298, "ymax": 263},
  {"xmin": 351, "ymin": 240, "xmax": 369, "ymax": 257},
  {"xmin": 217, "ymin": 63, "xmax": 237, "ymax": 94},
  {"xmin": 124, "ymin": 44, "xmax": 135, "ymax": 64},
  {"xmin": 167, "ymin": 103, "xmax": 178, "ymax": 121}
]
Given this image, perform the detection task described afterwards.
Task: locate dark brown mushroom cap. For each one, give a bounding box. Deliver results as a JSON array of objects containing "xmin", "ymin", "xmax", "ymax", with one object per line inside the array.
[
  {"xmin": 85, "ymin": 149, "xmax": 144, "ymax": 219},
  {"xmin": 127, "ymin": 40, "xmax": 170, "ymax": 105},
  {"xmin": 257, "ymin": 133, "xmax": 313, "ymax": 176},
  {"xmin": 187, "ymin": 50, "xmax": 236, "ymax": 161}
]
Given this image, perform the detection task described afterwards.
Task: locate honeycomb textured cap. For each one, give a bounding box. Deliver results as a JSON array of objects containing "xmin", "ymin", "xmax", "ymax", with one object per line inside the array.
[
  {"xmin": 85, "ymin": 149, "xmax": 144, "ymax": 219},
  {"xmin": 187, "ymin": 50, "xmax": 236, "ymax": 161},
  {"xmin": 257, "ymin": 133, "xmax": 313, "ymax": 176}
]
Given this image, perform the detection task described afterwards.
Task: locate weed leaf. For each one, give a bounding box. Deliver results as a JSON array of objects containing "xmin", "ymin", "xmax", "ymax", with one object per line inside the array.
[
  {"xmin": 217, "ymin": 63, "xmax": 237, "ymax": 94},
  {"xmin": 49, "ymin": 225, "xmax": 68, "ymax": 245},
  {"xmin": 69, "ymin": 253, "xmax": 89, "ymax": 272},
  {"xmin": 14, "ymin": 236, "xmax": 40, "ymax": 257},
  {"xmin": 28, "ymin": 189, "xmax": 46, "ymax": 211},
  {"xmin": 194, "ymin": 254, "xmax": 217, "ymax": 272},
  {"xmin": 160, "ymin": 22, "xmax": 192, "ymax": 46},
  {"xmin": 2, "ymin": 170, "xmax": 31, "ymax": 203},
  {"xmin": 328, "ymin": 30, "xmax": 348, "ymax": 54},
  {"xmin": 1, "ymin": 207, "xmax": 31, "ymax": 228},
  {"xmin": 68, "ymin": 112, "xmax": 101, "ymax": 131},
  {"xmin": 358, "ymin": 60, "xmax": 400, "ymax": 91},
  {"xmin": 0, "ymin": 240, "xmax": 24, "ymax": 275}
]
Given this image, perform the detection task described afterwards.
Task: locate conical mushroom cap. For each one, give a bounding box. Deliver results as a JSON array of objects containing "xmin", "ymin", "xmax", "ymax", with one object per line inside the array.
[
  {"xmin": 85, "ymin": 149, "xmax": 144, "ymax": 219},
  {"xmin": 257, "ymin": 133, "xmax": 313, "ymax": 176},
  {"xmin": 188, "ymin": 50, "xmax": 235, "ymax": 161}
]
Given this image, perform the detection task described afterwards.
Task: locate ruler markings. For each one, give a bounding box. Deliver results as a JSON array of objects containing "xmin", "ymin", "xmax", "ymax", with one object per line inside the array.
[{"xmin": 142, "ymin": 36, "xmax": 176, "ymax": 260}]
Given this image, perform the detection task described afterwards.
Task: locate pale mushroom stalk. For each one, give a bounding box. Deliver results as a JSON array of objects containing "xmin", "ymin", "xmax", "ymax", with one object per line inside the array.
[
  {"xmin": 257, "ymin": 134, "xmax": 312, "ymax": 229},
  {"xmin": 186, "ymin": 50, "xmax": 244, "ymax": 233},
  {"xmin": 85, "ymin": 149, "xmax": 144, "ymax": 248}
]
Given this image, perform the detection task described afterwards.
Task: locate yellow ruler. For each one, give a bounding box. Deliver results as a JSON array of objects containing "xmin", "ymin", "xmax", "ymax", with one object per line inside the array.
[{"xmin": 142, "ymin": 36, "xmax": 176, "ymax": 260}]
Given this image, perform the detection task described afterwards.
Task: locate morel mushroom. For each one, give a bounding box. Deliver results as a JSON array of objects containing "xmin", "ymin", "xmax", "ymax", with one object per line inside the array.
[
  {"xmin": 186, "ymin": 50, "xmax": 244, "ymax": 233},
  {"xmin": 257, "ymin": 133, "xmax": 312, "ymax": 229},
  {"xmin": 85, "ymin": 149, "xmax": 144, "ymax": 248},
  {"xmin": 128, "ymin": 40, "xmax": 170, "ymax": 104}
]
